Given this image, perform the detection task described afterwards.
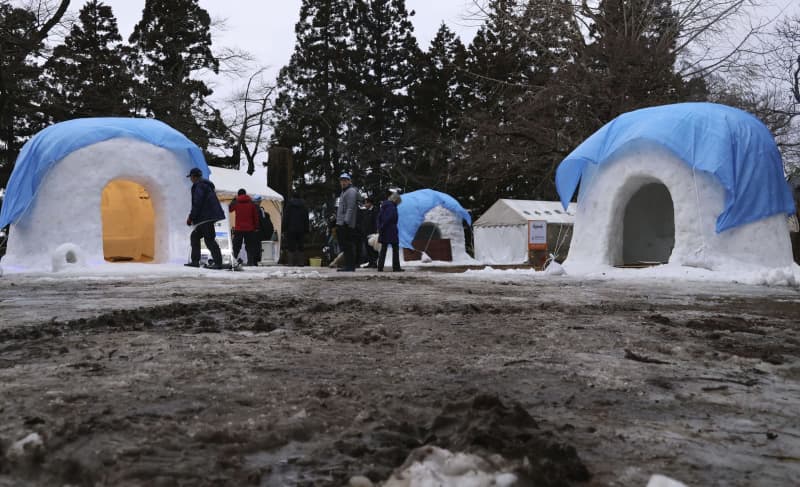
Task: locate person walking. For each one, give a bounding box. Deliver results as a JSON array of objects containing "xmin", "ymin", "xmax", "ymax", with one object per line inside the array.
[
  {"xmin": 229, "ymin": 189, "xmax": 261, "ymax": 266},
  {"xmin": 282, "ymin": 192, "xmax": 309, "ymax": 266},
  {"xmin": 377, "ymin": 191, "xmax": 403, "ymax": 272},
  {"xmin": 185, "ymin": 167, "xmax": 225, "ymax": 269},
  {"xmin": 361, "ymin": 197, "xmax": 379, "ymax": 268},
  {"xmin": 335, "ymin": 173, "xmax": 358, "ymax": 272}
]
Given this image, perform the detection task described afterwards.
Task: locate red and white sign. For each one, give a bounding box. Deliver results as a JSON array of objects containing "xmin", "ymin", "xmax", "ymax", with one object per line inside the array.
[{"xmin": 528, "ymin": 220, "xmax": 547, "ymax": 251}]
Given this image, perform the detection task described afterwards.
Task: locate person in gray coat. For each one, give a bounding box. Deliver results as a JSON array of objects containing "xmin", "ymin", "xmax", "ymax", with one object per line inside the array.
[{"xmin": 335, "ymin": 172, "xmax": 358, "ymax": 272}]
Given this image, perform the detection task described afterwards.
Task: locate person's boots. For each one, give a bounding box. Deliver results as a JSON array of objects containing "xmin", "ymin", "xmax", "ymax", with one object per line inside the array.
[
  {"xmin": 207, "ymin": 246, "xmax": 224, "ymax": 269},
  {"xmin": 294, "ymin": 251, "xmax": 305, "ymax": 267}
]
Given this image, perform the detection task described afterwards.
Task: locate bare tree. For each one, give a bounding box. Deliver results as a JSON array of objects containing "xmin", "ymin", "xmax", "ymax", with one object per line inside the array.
[
  {"xmin": 15, "ymin": 0, "xmax": 74, "ymax": 42},
  {"xmin": 466, "ymin": 0, "xmax": 776, "ymax": 79},
  {"xmin": 205, "ymin": 68, "xmax": 276, "ymax": 175}
]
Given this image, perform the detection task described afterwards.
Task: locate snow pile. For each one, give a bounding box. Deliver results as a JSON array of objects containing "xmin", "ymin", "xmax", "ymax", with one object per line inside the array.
[
  {"xmin": 2, "ymin": 138, "xmax": 195, "ymax": 271},
  {"xmin": 461, "ymin": 261, "xmax": 800, "ymax": 288},
  {"xmin": 544, "ymin": 258, "xmax": 566, "ymax": 276},
  {"xmin": 266, "ymin": 269, "xmax": 322, "ymax": 279},
  {"xmin": 380, "ymin": 446, "xmax": 516, "ymax": 487},
  {"xmin": 647, "ymin": 474, "xmax": 688, "ymax": 487},
  {"xmin": 5, "ymin": 432, "xmax": 44, "ymax": 463}
]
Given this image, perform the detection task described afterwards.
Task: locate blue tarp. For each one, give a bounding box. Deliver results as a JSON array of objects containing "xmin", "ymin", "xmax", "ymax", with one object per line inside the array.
[
  {"xmin": 555, "ymin": 102, "xmax": 796, "ymax": 233},
  {"xmin": 0, "ymin": 118, "xmax": 209, "ymax": 228},
  {"xmin": 398, "ymin": 189, "xmax": 472, "ymax": 249}
]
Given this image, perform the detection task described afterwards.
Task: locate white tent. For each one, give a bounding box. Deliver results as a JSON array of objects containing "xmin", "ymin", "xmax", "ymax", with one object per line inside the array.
[
  {"xmin": 474, "ymin": 200, "xmax": 576, "ymax": 265},
  {"xmin": 209, "ymin": 165, "xmax": 284, "ymax": 234}
]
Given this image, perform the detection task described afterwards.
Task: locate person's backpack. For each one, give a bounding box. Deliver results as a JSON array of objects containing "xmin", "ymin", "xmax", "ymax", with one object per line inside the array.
[{"xmin": 258, "ymin": 207, "xmax": 274, "ymax": 241}]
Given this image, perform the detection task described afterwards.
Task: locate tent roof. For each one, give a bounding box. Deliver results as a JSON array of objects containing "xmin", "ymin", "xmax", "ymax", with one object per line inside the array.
[
  {"xmin": 209, "ymin": 166, "xmax": 283, "ymax": 201},
  {"xmin": 475, "ymin": 199, "xmax": 577, "ymax": 227}
]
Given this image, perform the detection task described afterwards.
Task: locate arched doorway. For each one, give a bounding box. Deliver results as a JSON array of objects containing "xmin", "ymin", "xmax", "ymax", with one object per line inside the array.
[
  {"xmin": 101, "ymin": 180, "xmax": 155, "ymax": 262},
  {"xmin": 622, "ymin": 182, "xmax": 675, "ymax": 265},
  {"xmin": 414, "ymin": 222, "xmax": 441, "ymax": 241}
]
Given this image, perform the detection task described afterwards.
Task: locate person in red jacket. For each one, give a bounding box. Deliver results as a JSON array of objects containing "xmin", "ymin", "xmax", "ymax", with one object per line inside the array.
[{"xmin": 229, "ymin": 189, "xmax": 261, "ymax": 266}]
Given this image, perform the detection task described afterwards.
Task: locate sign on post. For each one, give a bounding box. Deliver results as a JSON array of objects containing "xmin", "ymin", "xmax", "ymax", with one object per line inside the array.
[{"xmin": 528, "ymin": 220, "xmax": 547, "ymax": 251}]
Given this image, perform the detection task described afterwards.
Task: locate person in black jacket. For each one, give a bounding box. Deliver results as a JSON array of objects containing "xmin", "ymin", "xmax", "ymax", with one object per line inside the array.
[
  {"xmin": 282, "ymin": 192, "xmax": 310, "ymax": 266},
  {"xmin": 185, "ymin": 168, "xmax": 225, "ymax": 269},
  {"xmin": 360, "ymin": 197, "xmax": 379, "ymax": 267},
  {"xmin": 250, "ymin": 195, "xmax": 275, "ymax": 264}
]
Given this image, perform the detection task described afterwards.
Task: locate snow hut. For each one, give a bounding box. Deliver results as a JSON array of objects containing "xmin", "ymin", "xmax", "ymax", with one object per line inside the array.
[
  {"xmin": 474, "ymin": 200, "xmax": 576, "ymax": 265},
  {"xmin": 0, "ymin": 118, "xmax": 213, "ymax": 271},
  {"xmin": 397, "ymin": 189, "xmax": 474, "ymax": 263},
  {"xmin": 556, "ymin": 103, "xmax": 796, "ymax": 270}
]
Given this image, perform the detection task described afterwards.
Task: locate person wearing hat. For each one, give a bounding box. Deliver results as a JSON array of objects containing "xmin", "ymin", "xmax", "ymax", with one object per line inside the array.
[
  {"xmin": 185, "ymin": 167, "xmax": 225, "ymax": 269},
  {"xmin": 282, "ymin": 191, "xmax": 309, "ymax": 266},
  {"xmin": 335, "ymin": 172, "xmax": 358, "ymax": 272}
]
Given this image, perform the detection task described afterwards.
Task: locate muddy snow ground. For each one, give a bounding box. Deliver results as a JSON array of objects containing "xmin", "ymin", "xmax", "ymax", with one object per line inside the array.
[{"xmin": 1, "ymin": 267, "xmax": 799, "ymax": 486}]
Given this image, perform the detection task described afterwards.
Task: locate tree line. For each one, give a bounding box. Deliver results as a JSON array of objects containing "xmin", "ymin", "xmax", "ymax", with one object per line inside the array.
[
  {"xmin": 0, "ymin": 0, "xmax": 223, "ymax": 187},
  {"xmin": 273, "ymin": 0, "xmax": 800, "ymax": 218},
  {"xmin": 1, "ymin": 0, "xmax": 799, "ymax": 223}
]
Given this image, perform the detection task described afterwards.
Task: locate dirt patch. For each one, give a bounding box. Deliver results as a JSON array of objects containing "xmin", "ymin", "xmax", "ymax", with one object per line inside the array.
[{"xmin": 1, "ymin": 274, "xmax": 799, "ymax": 486}]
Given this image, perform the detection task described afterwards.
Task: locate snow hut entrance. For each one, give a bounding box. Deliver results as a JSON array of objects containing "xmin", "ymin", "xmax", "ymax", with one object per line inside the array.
[
  {"xmin": 405, "ymin": 222, "xmax": 452, "ymax": 261},
  {"xmin": 414, "ymin": 222, "xmax": 442, "ymax": 241},
  {"xmin": 621, "ymin": 182, "xmax": 675, "ymax": 266},
  {"xmin": 101, "ymin": 180, "xmax": 155, "ymax": 262}
]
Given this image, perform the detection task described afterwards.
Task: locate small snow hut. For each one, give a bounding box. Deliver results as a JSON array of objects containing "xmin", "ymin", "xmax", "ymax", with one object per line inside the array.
[
  {"xmin": 397, "ymin": 189, "xmax": 473, "ymax": 263},
  {"xmin": 0, "ymin": 118, "xmax": 213, "ymax": 270},
  {"xmin": 474, "ymin": 200, "xmax": 576, "ymax": 265},
  {"xmin": 556, "ymin": 103, "xmax": 796, "ymax": 270}
]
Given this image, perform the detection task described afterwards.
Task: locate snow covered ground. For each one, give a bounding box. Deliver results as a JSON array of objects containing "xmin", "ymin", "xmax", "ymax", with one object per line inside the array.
[{"xmin": 1, "ymin": 265, "xmax": 799, "ymax": 486}]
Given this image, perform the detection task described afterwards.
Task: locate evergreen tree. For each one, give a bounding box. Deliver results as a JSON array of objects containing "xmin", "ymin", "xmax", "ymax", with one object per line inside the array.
[
  {"xmin": 272, "ymin": 0, "xmax": 355, "ymax": 213},
  {"xmin": 347, "ymin": 0, "xmax": 421, "ymax": 195},
  {"xmin": 0, "ymin": 0, "xmax": 69, "ymax": 183},
  {"xmin": 580, "ymin": 0, "xmax": 691, "ymax": 122},
  {"xmin": 406, "ymin": 23, "xmax": 468, "ymax": 190},
  {"xmin": 43, "ymin": 0, "xmax": 136, "ymax": 121},
  {"xmin": 128, "ymin": 0, "xmax": 218, "ymax": 151},
  {"xmin": 453, "ymin": 0, "xmax": 584, "ymax": 212},
  {"xmin": 463, "ymin": 0, "xmax": 528, "ymax": 108}
]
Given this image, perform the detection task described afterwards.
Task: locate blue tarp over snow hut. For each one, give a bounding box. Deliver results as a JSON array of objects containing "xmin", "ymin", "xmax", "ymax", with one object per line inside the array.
[
  {"xmin": 397, "ymin": 189, "xmax": 472, "ymax": 250},
  {"xmin": 1, "ymin": 118, "xmax": 212, "ymax": 270},
  {"xmin": 0, "ymin": 118, "xmax": 209, "ymax": 228},
  {"xmin": 555, "ymin": 102, "xmax": 795, "ymax": 233}
]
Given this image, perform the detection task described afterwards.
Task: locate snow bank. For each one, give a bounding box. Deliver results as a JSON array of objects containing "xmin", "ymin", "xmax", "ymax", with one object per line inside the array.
[
  {"xmin": 0, "ymin": 262, "xmax": 327, "ymax": 281},
  {"xmin": 379, "ymin": 446, "xmax": 516, "ymax": 487},
  {"xmin": 462, "ymin": 261, "xmax": 800, "ymax": 288}
]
